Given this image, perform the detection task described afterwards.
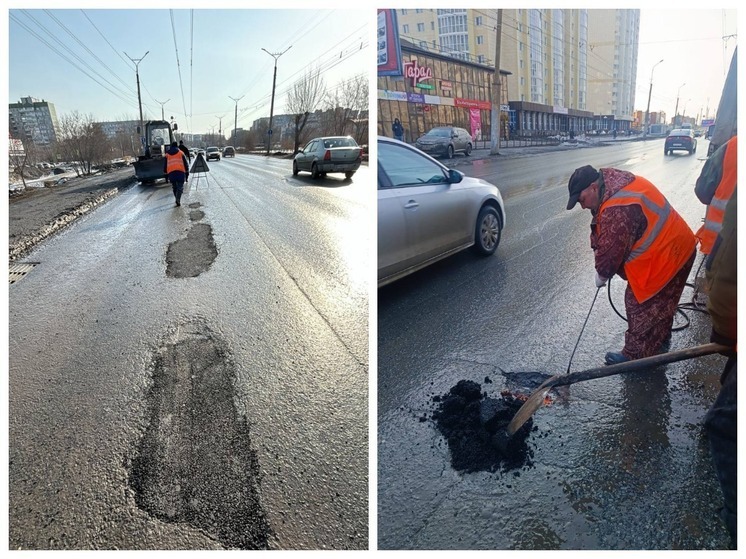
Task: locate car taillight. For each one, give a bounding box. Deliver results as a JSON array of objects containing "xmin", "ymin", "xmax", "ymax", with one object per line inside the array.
[
  {"xmin": 356, "ymin": 148, "xmax": 362, "ymax": 161},
  {"xmin": 324, "ymin": 150, "xmax": 331, "ymax": 161}
]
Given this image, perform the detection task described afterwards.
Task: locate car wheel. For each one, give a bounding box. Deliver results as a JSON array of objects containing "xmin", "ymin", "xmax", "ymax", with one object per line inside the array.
[
  {"xmin": 473, "ymin": 205, "xmax": 502, "ymax": 256},
  {"xmin": 447, "ymin": 145, "xmax": 454, "ymax": 159},
  {"xmin": 311, "ymin": 163, "xmax": 320, "ymax": 179},
  {"xmin": 465, "ymin": 143, "xmax": 472, "ymax": 156},
  {"xmin": 345, "ymin": 171, "xmax": 355, "ymax": 179},
  {"xmin": 292, "ymin": 160, "xmax": 299, "ymax": 175}
]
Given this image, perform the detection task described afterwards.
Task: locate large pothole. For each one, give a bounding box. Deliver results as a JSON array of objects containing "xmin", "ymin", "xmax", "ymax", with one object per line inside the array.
[
  {"xmin": 129, "ymin": 321, "xmax": 271, "ymax": 549},
  {"xmin": 166, "ymin": 222, "xmax": 218, "ymax": 278}
]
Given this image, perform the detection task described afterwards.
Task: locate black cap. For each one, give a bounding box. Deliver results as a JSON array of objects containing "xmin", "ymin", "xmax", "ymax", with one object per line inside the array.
[
  {"xmin": 171, "ymin": 141, "xmax": 178, "ymax": 147},
  {"xmin": 566, "ymin": 165, "xmax": 599, "ymax": 210}
]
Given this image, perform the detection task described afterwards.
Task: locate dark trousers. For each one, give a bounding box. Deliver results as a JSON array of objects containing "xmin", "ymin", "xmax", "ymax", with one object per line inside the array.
[
  {"xmin": 170, "ymin": 178, "xmax": 185, "ymax": 203},
  {"xmin": 704, "ymin": 356, "xmax": 737, "ymax": 545}
]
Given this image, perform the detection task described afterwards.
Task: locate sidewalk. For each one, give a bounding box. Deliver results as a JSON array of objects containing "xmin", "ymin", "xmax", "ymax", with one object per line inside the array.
[{"xmin": 438, "ymin": 134, "xmax": 644, "ymax": 167}]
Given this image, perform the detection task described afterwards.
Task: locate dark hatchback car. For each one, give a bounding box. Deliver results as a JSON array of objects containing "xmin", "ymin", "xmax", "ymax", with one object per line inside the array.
[
  {"xmin": 222, "ymin": 146, "xmax": 236, "ymax": 157},
  {"xmin": 414, "ymin": 126, "xmax": 473, "ymax": 159},
  {"xmin": 664, "ymin": 129, "xmax": 697, "ymax": 155}
]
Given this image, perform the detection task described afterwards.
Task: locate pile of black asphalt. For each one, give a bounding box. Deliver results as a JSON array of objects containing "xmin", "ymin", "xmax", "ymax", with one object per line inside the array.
[{"xmin": 431, "ymin": 379, "xmax": 536, "ymax": 473}]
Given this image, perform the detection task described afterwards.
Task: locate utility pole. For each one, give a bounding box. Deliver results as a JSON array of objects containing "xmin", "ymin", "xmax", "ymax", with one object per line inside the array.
[
  {"xmin": 644, "ymin": 58, "xmax": 663, "ymax": 138},
  {"xmin": 490, "ymin": 9, "xmax": 503, "ymax": 155},
  {"xmin": 229, "ymin": 95, "xmax": 244, "ymax": 147},
  {"xmin": 125, "ymin": 51, "xmax": 149, "ymax": 131},
  {"xmin": 261, "ymin": 46, "xmax": 292, "ymax": 155},
  {"xmin": 216, "ymin": 116, "xmax": 223, "ymax": 144},
  {"xmin": 155, "ymin": 98, "xmax": 170, "ymax": 121},
  {"xmin": 673, "ymin": 83, "xmax": 685, "ymax": 126}
]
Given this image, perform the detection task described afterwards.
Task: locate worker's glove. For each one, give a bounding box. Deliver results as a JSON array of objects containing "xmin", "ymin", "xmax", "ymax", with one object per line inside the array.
[{"xmin": 594, "ymin": 272, "xmax": 607, "ymax": 288}]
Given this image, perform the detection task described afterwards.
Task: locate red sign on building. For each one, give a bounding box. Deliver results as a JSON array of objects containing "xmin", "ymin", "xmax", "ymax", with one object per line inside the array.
[{"xmin": 454, "ymin": 98, "xmax": 491, "ymax": 111}]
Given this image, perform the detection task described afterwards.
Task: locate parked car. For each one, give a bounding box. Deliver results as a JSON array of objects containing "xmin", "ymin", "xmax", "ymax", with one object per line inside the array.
[
  {"xmin": 206, "ymin": 146, "xmax": 221, "ymax": 161},
  {"xmin": 664, "ymin": 129, "xmax": 697, "ymax": 155},
  {"xmin": 414, "ymin": 126, "xmax": 473, "ymax": 159},
  {"xmin": 377, "ymin": 137, "xmax": 505, "ymax": 287},
  {"xmin": 292, "ymin": 136, "xmax": 362, "ymax": 179},
  {"xmin": 223, "ymin": 146, "xmax": 236, "ymax": 157}
]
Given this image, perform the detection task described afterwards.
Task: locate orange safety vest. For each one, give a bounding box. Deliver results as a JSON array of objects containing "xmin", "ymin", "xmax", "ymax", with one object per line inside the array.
[
  {"xmin": 696, "ymin": 135, "xmax": 737, "ymax": 254},
  {"xmin": 598, "ymin": 176, "xmax": 696, "ymax": 303},
  {"xmin": 165, "ymin": 150, "xmax": 187, "ymax": 174}
]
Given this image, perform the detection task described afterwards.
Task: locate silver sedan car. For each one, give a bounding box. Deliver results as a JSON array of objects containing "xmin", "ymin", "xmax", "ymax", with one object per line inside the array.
[
  {"xmin": 378, "ymin": 137, "xmax": 506, "ymax": 287},
  {"xmin": 293, "ymin": 136, "xmax": 362, "ymax": 179}
]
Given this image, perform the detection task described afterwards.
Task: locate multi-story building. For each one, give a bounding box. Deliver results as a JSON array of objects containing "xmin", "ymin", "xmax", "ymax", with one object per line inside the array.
[
  {"xmin": 586, "ymin": 9, "xmax": 639, "ymax": 121},
  {"xmin": 9, "ymin": 96, "xmax": 60, "ymax": 147},
  {"xmin": 95, "ymin": 120, "xmax": 140, "ymax": 140},
  {"xmin": 393, "ymin": 8, "xmax": 639, "ymax": 133}
]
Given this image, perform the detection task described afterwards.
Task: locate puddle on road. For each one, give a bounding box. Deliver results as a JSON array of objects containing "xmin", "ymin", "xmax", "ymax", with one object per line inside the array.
[
  {"xmin": 430, "ymin": 379, "xmax": 537, "ymax": 473},
  {"xmin": 129, "ymin": 320, "xmax": 271, "ymax": 549}
]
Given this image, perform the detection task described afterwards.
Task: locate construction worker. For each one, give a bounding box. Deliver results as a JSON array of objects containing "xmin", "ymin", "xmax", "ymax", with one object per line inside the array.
[
  {"xmin": 695, "ymin": 135, "xmax": 737, "ymax": 254},
  {"xmin": 178, "ymin": 139, "xmax": 192, "ymax": 164},
  {"xmin": 700, "ymin": 169, "xmax": 737, "ymax": 547},
  {"xmin": 163, "ymin": 141, "xmax": 189, "ymax": 207},
  {"xmin": 566, "ymin": 165, "xmax": 697, "ymax": 365}
]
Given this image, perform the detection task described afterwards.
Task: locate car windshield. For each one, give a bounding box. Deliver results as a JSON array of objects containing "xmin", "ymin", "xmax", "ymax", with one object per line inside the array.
[
  {"xmin": 207, "ymin": 147, "xmax": 219, "ymax": 152},
  {"xmin": 425, "ymin": 128, "xmax": 452, "ymax": 138},
  {"xmin": 322, "ymin": 138, "xmax": 358, "ymax": 148}
]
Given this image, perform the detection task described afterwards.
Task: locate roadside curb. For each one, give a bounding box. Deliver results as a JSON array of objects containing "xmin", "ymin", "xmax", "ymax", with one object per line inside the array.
[{"xmin": 9, "ymin": 176, "xmax": 134, "ymax": 262}]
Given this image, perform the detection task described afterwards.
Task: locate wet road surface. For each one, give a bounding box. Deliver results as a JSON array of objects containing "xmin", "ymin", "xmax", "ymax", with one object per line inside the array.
[
  {"xmin": 378, "ymin": 138, "xmax": 731, "ymax": 549},
  {"xmin": 9, "ymin": 154, "xmax": 370, "ymax": 549}
]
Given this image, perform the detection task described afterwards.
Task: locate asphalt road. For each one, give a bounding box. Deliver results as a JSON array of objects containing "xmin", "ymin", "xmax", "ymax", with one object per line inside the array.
[
  {"xmin": 9, "ymin": 154, "xmax": 370, "ymax": 550},
  {"xmin": 378, "ymin": 138, "xmax": 732, "ymax": 549}
]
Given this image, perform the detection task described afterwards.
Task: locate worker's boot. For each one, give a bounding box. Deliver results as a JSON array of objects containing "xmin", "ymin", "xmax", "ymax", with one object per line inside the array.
[{"xmin": 604, "ymin": 351, "xmax": 629, "ymax": 365}]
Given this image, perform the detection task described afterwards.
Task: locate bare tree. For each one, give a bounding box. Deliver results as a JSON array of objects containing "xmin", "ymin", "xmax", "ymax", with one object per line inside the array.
[
  {"xmin": 9, "ymin": 138, "xmax": 34, "ymax": 190},
  {"xmin": 286, "ymin": 66, "xmax": 326, "ymax": 153},
  {"xmin": 57, "ymin": 112, "xmax": 110, "ymax": 176},
  {"xmin": 320, "ymin": 73, "xmax": 368, "ymax": 144}
]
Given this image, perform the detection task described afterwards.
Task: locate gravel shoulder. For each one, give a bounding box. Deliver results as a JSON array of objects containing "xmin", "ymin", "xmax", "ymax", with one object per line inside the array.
[{"xmin": 9, "ymin": 167, "xmax": 136, "ymax": 262}]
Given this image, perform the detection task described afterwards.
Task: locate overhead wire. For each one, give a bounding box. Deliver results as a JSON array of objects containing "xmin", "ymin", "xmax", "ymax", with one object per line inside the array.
[
  {"xmin": 9, "ymin": 12, "xmax": 140, "ymax": 112},
  {"xmin": 170, "ymin": 9, "xmax": 189, "ymax": 130}
]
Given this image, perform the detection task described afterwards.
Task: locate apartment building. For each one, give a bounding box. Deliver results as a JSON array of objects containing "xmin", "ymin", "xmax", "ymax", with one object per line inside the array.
[
  {"xmin": 393, "ymin": 8, "xmax": 639, "ymax": 133},
  {"xmin": 9, "ymin": 96, "xmax": 60, "ymax": 147}
]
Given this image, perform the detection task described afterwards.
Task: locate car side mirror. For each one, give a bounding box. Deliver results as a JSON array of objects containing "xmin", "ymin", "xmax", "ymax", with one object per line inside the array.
[{"xmin": 447, "ymin": 169, "xmax": 464, "ymax": 184}]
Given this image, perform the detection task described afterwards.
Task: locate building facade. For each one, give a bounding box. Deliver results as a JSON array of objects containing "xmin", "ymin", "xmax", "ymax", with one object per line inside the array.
[
  {"xmin": 378, "ymin": 39, "xmax": 509, "ymax": 146},
  {"xmin": 9, "ymin": 96, "xmax": 60, "ymax": 147},
  {"xmin": 393, "ymin": 8, "xmax": 639, "ymax": 134}
]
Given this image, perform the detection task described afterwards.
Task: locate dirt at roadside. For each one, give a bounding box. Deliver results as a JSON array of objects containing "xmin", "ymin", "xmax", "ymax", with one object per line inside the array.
[{"xmin": 9, "ymin": 167, "xmax": 136, "ymax": 262}]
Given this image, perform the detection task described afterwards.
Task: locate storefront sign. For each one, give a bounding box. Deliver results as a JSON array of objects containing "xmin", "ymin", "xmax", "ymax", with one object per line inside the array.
[
  {"xmin": 423, "ymin": 94, "xmax": 440, "ymax": 105},
  {"xmin": 440, "ymin": 80, "xmax": 453, "ymax": 90},
  {"xmin": 416, "ymin": 83, "xmax": 434, "ymax": 90},
  {"xmin": 403, "ymin": 59, "xmax": 434, "ymax": 88},
  {"xmin": 455, "ymin": 98, "xmax": 491, "ymax": 111},
  {"xmin": 381, "ymin": 90, "xmax": 407, "ymax": 102},
  {"xmin": 407, "ymin": 92, "xmax": 425, "ymax": 104},
  {"xmin": 553, "ymin": 105, "xmax": 568, "ymax": 115}
]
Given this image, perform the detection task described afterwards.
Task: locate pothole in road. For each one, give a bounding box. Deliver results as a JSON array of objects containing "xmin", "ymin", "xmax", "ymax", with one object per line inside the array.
[
  {"xmin": 189, "ymin": 210, "xmax": 205, "ymax": 222},
  {"xmin": 429, "ymin": 379, "xmax": 537, "ymax": 473},
  {"xmin": 166, "ymin": 223, "xmax": 217, "ymax": 278},
  {"xmin": 129, "ymin": 321, "xmax": 271, "ymax": 549}
]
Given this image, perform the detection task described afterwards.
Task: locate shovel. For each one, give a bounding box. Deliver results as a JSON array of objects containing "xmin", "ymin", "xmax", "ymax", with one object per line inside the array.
[{"xmin": 504, "ymin": 342, "xmax": 730, "ymax": 437}]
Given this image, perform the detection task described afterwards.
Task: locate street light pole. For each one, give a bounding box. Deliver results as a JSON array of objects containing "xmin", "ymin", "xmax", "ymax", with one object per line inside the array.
[
  {"xmin": 261, "ymin": 46, "xmax": 292, "ymax": 155},
  {"xmin": 125, "ymin": 50, "xmax": 149, "ymax": 150},
  {"xmin": 216, "ymin": 116, "xmax": 223, "ymax": 144},
  {"xmin": 155, "ymin": 98, "xmax": 170, "ymax": 121},
  {"xmin": 673, "ymin": 83, "xmax": 685, "ymax": 126},
  {"xmin": 644, "ymin": 58, "xmax": 664, "ymax": 138},
  {"xmin": 229, "ymin": 95, "xmax": 244, "ymax": 147}
]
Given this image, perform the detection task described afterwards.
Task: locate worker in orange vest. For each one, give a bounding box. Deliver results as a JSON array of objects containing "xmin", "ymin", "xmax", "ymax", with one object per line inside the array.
[
  {"xmin": 566, "ymin": 165, "xmax": 697, "ymax": 365},
  {"xmin": 695, "ymin": 135, "xmax": 737, "ymax": 254},
  {"xmin": 163, "ymin": 141, "xmax": 190, "ymax": 206}
]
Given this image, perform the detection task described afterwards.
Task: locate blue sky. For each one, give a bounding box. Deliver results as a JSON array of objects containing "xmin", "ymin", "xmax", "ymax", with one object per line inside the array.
[{"xmin": 8, "ymin": 8, "xmax": 370, "ymax": 136}]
